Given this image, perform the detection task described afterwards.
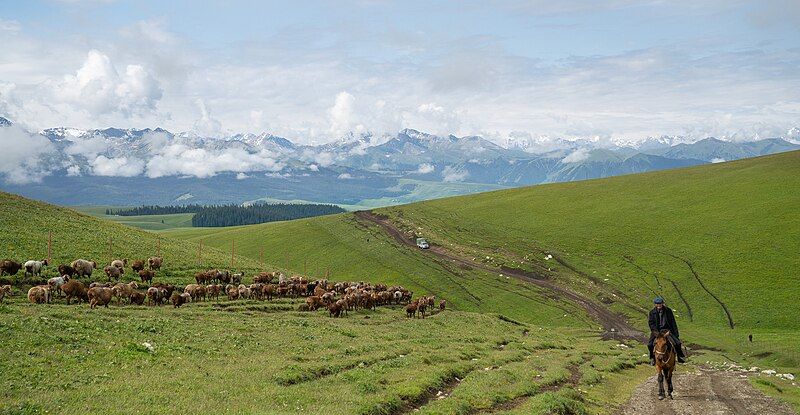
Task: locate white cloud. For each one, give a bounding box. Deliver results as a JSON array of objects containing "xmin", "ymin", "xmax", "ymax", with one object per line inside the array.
[
  {"xmin": 337, "ymin": 173, "xmax": 353, "ymax": 179},
  {"xmin": 329, "ymin": 91, "xmax": 364, "ymax": 137},
  {"xmin": 710, "ymin": 157, "xmax": 726, "ymax": 163},
  {"xmin": 442, "ymin": 165, "xmax": 468, "ymax": 182},
  {"xmin": 308, "ymin": 164, "xmax": 319, "ymax": 171},
  {"xmin": 66, "ymin": 165, "xmax": 82, "ymax": 176},
  {"xmin": 417, "ymin": 163, "xmax": 435, "ymax": 174},
  {"xmin": 145, "ymin": 145, "xmax": 285, "ymax": 178},
  {"xmin": 91, "ymin": 155, "xmax": 145, "ymax": 177},
  {"xmin": 0, "ymin": 125, "xmax": 57, "ymax": 184},
  {"xmin": 53, "ymin": 50, "xmax": 162, "ymax": 116},
  {"xmin": 236, "ymin": 172, "xmax": 250, "ymax": 180},
  {"xmin": 193, "ymin": 99, "xmax": 223, "ymax": 137},
  {"xmin": 562, "ymin": 148, "xmax": 590, "ymax": 163}
]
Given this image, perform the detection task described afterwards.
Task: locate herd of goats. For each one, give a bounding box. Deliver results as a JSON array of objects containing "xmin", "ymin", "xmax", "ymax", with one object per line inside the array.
[{"xmin": 0, "ymin": 257, "xmax": 445, "ymax": 318}]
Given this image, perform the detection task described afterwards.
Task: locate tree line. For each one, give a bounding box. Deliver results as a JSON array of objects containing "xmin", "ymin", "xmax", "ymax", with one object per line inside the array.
[{"xmin": 107, "ymin": 203, "xmax": 345, "ymax": 227}]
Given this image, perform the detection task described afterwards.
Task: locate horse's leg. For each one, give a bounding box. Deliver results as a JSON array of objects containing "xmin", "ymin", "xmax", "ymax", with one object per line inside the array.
[
  {"xmin": 657, "ymin": 369, "xmax": 665, "ymax": 400},
  {"xmin": 667, "ymin": 367, "xmax": 674, "ymax": 398}
]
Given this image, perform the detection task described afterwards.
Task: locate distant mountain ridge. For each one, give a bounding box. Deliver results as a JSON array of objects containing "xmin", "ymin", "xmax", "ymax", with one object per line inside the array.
[{"xmin": 1, "ymin": 116, "xmax": 798, "ymax": 207}]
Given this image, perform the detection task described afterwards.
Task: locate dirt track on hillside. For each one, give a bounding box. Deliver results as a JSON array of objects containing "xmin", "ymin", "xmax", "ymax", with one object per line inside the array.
[
  {"xmin": 618, "ymin": 367, "xmax": 796, "ymax": 415},
  {"xmin": 354, "ymin": 210, "xmax": 643, "ymax": 341}
]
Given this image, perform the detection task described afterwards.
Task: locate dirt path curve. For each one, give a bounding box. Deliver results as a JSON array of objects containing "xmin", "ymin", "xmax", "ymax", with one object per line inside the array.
[
  {"xmin": 354, "ymin": 210, "xmax": 643, "ymax": 341},
  {"xmin": 618, "ymin": 367, "xmax": 796, "ymax": 415}
]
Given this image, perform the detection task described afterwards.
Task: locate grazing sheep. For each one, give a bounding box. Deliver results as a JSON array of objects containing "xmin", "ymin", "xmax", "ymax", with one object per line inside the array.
[
  {"xmin": 0, "ymin": 285, "xmax": 12, "ymax": 302},
  {"xmin": 112, "ymin": 281, "xmax": 138, "ymax": 305},
  {"xmin": 328, "ymin": 301, "xmax": 344, "ymax": 318},
  {"xmin": 104, "ymin": 265, "xmax": 123, "ymax": 281},
  {"xmin": 61, "ymin": 280, "xmax": 88, "ymax": 305},
  {"xmin": 139, "ymin": 269, "xmax": 154, "ymax": 283},
  {"xmin": 0, "ymin": 259, "xmax": 22, "ymax": 276},
  {"xmin": 28, "ymin": 286, "xmax": 50, "ymax": 304},
  {"xmin": 147, "ymin": 256, "xmax": 163, "ymax": 270},
  {"xmin": 405, "ymin": 302, "xmax": 418, "ymax": 318},
  {"xmin": 195, "ymin": 271, "xmax": 211, "ymax": 285},
  {"xmin": 417, "ymin": 301, "xmax": 427, "ymax": 319},
  {"xmin": 215, "ymin": 270, "xmax": 231, "ymax": 284},
  {"xmin": 439, "ymin": 299, "xmax": 446, "ymax": 311},
  {"xmin": 231, "ymin": 272, "xmax": 243, "ymax": 285},
  {"xmin": 110, "ymin": 259, "xmax": 127, "ymax": 270},
  {"xmin": 71, "ymin": 259, "xmax": 97, "ymax": 277},
  {"xmin": 226, "ymin": 285, "xmax": 239, "ymax": 301},
  {"xmin": 237, "ymin": 284, "xmax": 250, "ymax": 300},
  {"xmin": 23, "ymin": 259, "xmax": 49, "ymax": 277},
  {"xmin": 253, "ymin": 272, "xmax": 275, "ymax": 284},
  {"xmin": 171, "ymin": 292, "xmax": 191, "ymax": 308},
  {"xmin": 58, "ymin": 264, "xmax": 76, "ymax": 277},
  {"xmin": 146, "ymin": 287, "xmax": 161, "ymax": 306},
  {"xmin": 306, "ymin": 295, "xmax": 323, "ymax": 311},
  {"xmin": 152, "ymin": 283, "xmax": 175, "ymax": 300},
  {"xmin": 206, "ymin": 284, "xmax": 221, "ymax": 301},
  {"xmin": 130, "ymin": 260, "xmax": 145, "ymax": 273},
  {"xmin": 265, "ymin": 284, "xmax": 279, "ymax": 301},
  {"xmin": 129, "ymin": 291, "xmax": 145, "ymax": 305},
  {"xmin": 87, "ymin": 287, "xmax": 113, "ymax": 309},
  {"xmin": 47, "ymin": 275, "xmax": 70, "ymax": 297}
]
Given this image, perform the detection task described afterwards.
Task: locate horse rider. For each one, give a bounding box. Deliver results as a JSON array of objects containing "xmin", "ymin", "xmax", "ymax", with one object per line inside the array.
[{"xmin": 648, "ymin": 296, "xmax": 687, "ymax": 365}]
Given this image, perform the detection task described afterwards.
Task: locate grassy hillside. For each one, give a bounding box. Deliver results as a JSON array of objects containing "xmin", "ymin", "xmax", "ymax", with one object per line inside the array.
[
  {"xmin": 0, "ymin": 295, "xmax": 650, "ymax": 415},
  {"xmin": 0, "ymin": 192, "xmax": 258, "ymax": 276},
  {"xmin": 74, "ymin": 206, "xmax": 195, "ymax": 230},
  {"xmin": 166, "ymin": 152, "xmax": 800, "ymax": 371}
]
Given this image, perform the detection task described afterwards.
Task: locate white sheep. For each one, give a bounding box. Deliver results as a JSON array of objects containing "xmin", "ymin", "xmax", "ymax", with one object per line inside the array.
[{"xmin": 24, "ymin": 259, "xmax": 49, "ymax": 277}]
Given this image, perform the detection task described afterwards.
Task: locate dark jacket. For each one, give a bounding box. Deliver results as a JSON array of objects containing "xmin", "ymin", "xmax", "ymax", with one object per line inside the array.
[{"xmin": 649, "ymin": 306, "xmax": 679, "ymax": 338}]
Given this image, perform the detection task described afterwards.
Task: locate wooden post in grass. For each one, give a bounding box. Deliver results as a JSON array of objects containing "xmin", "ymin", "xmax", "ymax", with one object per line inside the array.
[
  {"xmin": 259, "ymin": 247, "xmax": 264, "ymax": 267},
  {"xmin": 304, "ymin": 259, "xmax": 307, "ymax": 275},
  {"xmin": 231, "ymin": 240, "xmax": 235, "ymax": 269},
  {"xmin": 47, "ymin": 231, "xmax": 52, "ymax": 263},
  {"xmin": 108, "ymin": 237, "xmax": 112, "ymax": 263},
  {"xmin": 157, "ymin": 237, "xmax": 161, "ymax": 257},
  {"xmin": 198, "ymin": 240, "xmax": 203, "ymax": 266}
]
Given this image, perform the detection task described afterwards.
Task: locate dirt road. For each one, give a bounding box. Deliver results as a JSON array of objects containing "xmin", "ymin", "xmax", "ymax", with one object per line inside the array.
[
  {"xmin": 354, "ymin": 210, "xmax": 643, "ymax": 341},
  {"xmin": 619, "ymin": 367, "xmax": 796, "ymax": 414}
]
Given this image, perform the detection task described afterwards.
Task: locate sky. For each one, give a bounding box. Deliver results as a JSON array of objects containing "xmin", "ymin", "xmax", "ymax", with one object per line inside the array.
[{"xmin": 1, "ymin": 0, "xmax": 799, "ymax": 144}]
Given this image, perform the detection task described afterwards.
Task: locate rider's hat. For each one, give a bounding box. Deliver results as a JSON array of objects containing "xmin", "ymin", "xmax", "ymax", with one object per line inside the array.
[{"xmin": 653, "ymin": 296, "xmax": 665, "ymax": 304}]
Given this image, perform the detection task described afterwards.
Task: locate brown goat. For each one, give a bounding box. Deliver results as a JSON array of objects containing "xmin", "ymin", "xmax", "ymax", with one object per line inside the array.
[
  {"xmin": 61, "ymin": 280, "xmax": 88, "ymax": 305},
  {"xmin": 129, "ymin": 291, "xmax": 145, "ymax": 305},
  {"xmin": 104, "ymin": 265, "xmax": 123, "ymax": 281},
  {"xmin": 131, "ymin": 260, "xmax": 145, "ymax": 273},
  {"xmin": 147, "ymin": 256, "xmax": 163, "ymax": 270},
  {"xmin": 139, "ymin": 269, "xmax": 154, "ymax": 283},
  {"xmin": 0, "ymin": 285, "xmax": 12, "ymax": 302},
  {"xmin": 0, "ymin": 259, "xmax": 22, "ymax": 276},
  {"xmin": 88, "ymin": 287, "xmax": 113, "ymax": 309}
]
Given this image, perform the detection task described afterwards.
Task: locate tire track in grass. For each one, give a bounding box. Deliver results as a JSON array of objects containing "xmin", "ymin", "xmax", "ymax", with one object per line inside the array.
[
  {"xmin": 667, "ymin": 279, "xmax": 693, "ymax": 322},
  {"xmin": 666, "ymin": 254, "xmax": 733, "ymax": 329},
  {"xmin": 354, "ymin": 211, "xmax": 644, "ymax": 341}
]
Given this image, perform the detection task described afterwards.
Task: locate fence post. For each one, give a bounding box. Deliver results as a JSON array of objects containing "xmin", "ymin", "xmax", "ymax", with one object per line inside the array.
[
  {"xmin": 198, "ymin": 240, "xmax": 203, "ymax": 266},
  {"xmin": 260, "ymin": 247, "xmax": 264, "ymax": 267},
  {"xmin": 47, "ymin": 231, "xmax": 52, "ymax": 263},
  {"xmin": 157, "ymin": 237, "xmax": 161, "ymax": 257},
  {"xmin": 231, "ymin": 240, "xmax": 235, "ymax": 269},
  {"xmin": 108, "ymin": 237, "xmax": 113, "ymax": 263}
]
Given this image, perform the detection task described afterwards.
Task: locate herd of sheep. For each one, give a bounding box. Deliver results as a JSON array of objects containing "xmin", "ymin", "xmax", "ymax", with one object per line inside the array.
[{"xmin": 0, "ymin": 257, "xmax": 445, "ymax": 318}]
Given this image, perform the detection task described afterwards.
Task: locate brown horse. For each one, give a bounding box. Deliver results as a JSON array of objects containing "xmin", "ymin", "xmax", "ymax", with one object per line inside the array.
[{"xmin": 654, "ymin": 329, "xmax": 676, "ymax": 400}]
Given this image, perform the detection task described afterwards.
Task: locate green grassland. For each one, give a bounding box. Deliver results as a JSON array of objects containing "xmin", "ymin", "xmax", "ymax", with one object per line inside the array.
[
  {"xmin": 1, "ymin": 152, "xmax": 798, "ymax": 413},
  {"xmin": 0, "ymin": 294, "xmax": 649, "ymax": 415},
  {"xmin": 74, "ymin": 206, "xmax": 195, "ymax": 230},
  {"xmin": 0, "ymin": 193, "xmax": 259, "ymax": 278},
  {"xmin": 162, "ymin": 152, "xmax": 800, "ymax": 390}
]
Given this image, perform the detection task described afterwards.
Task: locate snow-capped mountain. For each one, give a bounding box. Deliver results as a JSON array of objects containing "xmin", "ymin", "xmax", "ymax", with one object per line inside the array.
[{"xmin": 1, "ymin": 117, "xmax": 798, "ymax": 206}]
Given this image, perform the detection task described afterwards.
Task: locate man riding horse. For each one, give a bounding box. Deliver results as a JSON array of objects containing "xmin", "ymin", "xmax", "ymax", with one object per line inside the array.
[{"xmin": 648, "ymin": 296, "xmax": 686, "ymax": 365}]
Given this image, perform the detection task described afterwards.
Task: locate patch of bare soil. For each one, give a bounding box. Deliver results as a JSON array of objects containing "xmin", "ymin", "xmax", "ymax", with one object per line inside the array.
[{"xmin": 618, "ymin": 367, "xmax": 796, "ymax": 415}]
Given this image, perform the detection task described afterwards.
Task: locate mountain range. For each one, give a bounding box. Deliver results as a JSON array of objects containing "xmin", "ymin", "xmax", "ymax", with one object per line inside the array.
[{"xmin": 1, "ymin": 116, "xmax": 798, "ymax": 207}]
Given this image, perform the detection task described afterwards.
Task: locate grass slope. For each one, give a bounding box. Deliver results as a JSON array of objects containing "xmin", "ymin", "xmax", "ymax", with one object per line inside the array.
[
  {"xmin": 74, "ymin": 206, "xmax": 195, "ymax": 230},
  {"xmin": 166, "ymin": 152, "xmax": 800, "ymax": 372},
  {"xmin": 0, "ymin": 192, "xmax": 257, "ymax": 275}
]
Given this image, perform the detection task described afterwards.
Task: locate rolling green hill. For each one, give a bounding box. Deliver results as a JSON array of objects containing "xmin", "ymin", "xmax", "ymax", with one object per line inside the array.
[
  {"xmin": 0, "ymin": 193, "xmax": 258, "ymax": 275},
  {"xmin": 165, "ymin": 151, "xmax": 800, "ymax": 370},
  {"xmin": 75, "ymin": 205, "xmax": 196, "ymax": 230}
]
